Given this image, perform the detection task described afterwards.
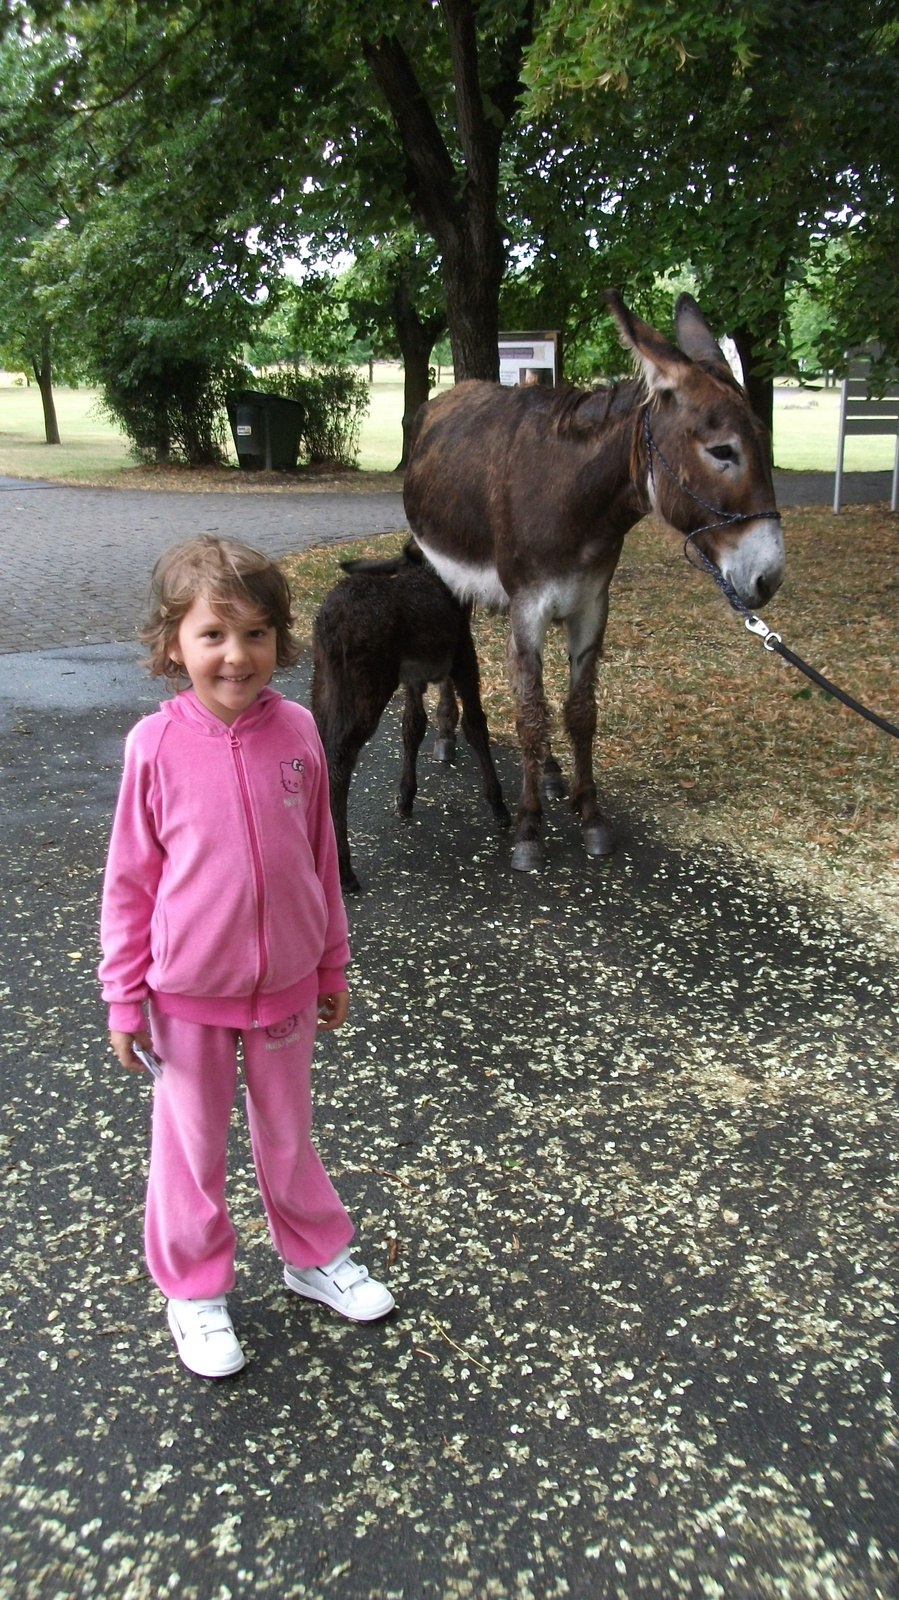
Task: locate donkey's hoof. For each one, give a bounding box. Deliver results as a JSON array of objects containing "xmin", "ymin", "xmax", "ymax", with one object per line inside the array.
[
  {"xmin": 511, "ymin": 840, "xmax": 546, "ymax": 873},
  {"xmin": 340, "ymin": 868, "xmax": 363, "ymax": 894},
  {"xmin": 493, "ymin": 803, "xmax": 512, "ymax": 828},
  {"xmin": 540, "ymin": 771, "xmax": 567, "ymax": 801},
  {"xmin": 583, "ymin": 822, "xmax": 615, "ymax": 857},
  {"xmin": 433, "ymin": 738, "xmax": 456, "ymax": 764}
]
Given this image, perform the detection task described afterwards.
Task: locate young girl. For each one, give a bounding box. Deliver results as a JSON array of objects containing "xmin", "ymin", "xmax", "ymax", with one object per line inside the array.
[{"xmin": 99, "ymin": 536, "xmax": 394, "ymax": 1379}]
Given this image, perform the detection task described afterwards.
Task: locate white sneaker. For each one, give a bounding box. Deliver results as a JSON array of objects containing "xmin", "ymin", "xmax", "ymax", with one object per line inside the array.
[
  {"xmin": 283, "ymin": 1247, "xmax": 395, "ymax": 1322},
  {"xmin": 167, "ymin": 1296, "xmax": 246, "ymax": 1378}
]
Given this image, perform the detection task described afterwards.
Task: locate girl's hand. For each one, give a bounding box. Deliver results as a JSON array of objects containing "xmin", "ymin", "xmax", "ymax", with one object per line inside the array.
[
  {"xmin": 110, "ymin": 1028, "xmax": 154, "ymax": 1070},
  {"xmin": 317, "ymin": 991, "xmax": 349, "ymax": 1031}
]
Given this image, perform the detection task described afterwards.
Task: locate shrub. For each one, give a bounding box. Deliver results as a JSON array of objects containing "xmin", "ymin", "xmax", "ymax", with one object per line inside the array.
[
  {"xmin": 90, "ymin": 308, "xmax": 251, "ymax": 465},
  {"xmin": 266, "ymin": 365, "xmax": 369, "ymax": 467},
  {"xmin": 99, "ymin": 346, "xmax": 250, "ymax": 466}
]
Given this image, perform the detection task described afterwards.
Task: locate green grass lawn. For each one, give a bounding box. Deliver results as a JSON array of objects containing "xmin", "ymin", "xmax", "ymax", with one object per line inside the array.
[
  {"xmin": 772, "ymin": 382, "xmax": 898, "ymax": 473},
  {"xmin": 0, "ymin": 365, "xmax": 895, "ymax": 480},
  {"xmin": 0, "ymin": 379, "xmax": 134, "ymax": 479}
]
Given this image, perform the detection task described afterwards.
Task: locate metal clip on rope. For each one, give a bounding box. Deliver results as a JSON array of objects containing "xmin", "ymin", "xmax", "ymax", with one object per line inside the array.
[{"xmin": 744, "ymin": 616, "xmax": 782, "ymax": 651}]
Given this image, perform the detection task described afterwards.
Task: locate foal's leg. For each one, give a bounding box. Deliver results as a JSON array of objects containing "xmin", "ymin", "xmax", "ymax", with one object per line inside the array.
[
  {"xmin": 322, "ymin": 713, "xmax": 383, "ymax": 894},
  {"xmin": 312, "ymin": 659, "xmax": 392, "ymax": 894},
  {"xmin": 508, "ymin": 598, "xmax": 554, "ymax": 872},
  {"xmin": 397, "ymin": 682, "xmax": 428, "ymax": 817},
  {"xmin": 564, "ymin": 590, "xmax": 614, "ymax": 857},
  {"xmin": 433, "ymin": 677, "xmax": 459, "ymax": 763},
  {"xmin": 450, "ymin": 626, "xmax": 510, "ymax": 826}
]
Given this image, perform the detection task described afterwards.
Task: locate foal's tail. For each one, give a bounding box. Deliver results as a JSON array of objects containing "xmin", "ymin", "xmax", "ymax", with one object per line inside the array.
[{"xmin": 340, "ymin": 536, "xmax": 424, "ymax": 577}]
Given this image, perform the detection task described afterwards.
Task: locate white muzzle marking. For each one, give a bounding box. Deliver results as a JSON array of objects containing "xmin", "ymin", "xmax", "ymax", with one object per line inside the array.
[{"xmin": 716, "ymin": 516, "xmax": 785, "ymax": 606}]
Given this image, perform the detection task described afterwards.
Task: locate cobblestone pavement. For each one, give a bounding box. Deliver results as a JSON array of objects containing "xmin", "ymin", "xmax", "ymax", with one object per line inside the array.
[
  {"xmin": 0, "ymin": 483, "xmax": 408, "ymax": 653},
  {"xmin": 0, "ymin": 468, "xmax": 894, "ymax": 654}
]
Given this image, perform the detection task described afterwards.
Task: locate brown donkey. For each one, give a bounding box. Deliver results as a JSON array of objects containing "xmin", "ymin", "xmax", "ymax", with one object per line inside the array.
[
  {"xmin": 404, "ymin": 292, "xmax": 785, "ymax": 872},
  {"xmin": 311, "ymin": 541, "xmax": 509, "ymax": 892}
]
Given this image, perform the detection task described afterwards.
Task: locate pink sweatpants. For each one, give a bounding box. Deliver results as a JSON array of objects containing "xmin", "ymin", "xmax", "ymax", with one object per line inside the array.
[{"xmin": 145, "ymin": 1000, "xmax": 354, "ymax": 1299}]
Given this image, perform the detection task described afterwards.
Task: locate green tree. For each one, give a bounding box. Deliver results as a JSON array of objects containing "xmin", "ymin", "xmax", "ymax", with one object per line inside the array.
[
  {"xmin": 517, "ymin": 0, "xmax": 899, "ymax": 431},
  {"xmin": 808, "ymin": 205, "xmax": 899, "ymax": 385},
  {"xmin": 3, "ymin": 0, "xmax": 533, "ymax": 382},
  {"xmin": 1, "ymin": 1, "xmax": 293, "ymax": 460},
  {"xmin": 251, "ymin": 241, "xmax": 446, "ymax": 468},
  {"xmin": 249, "ymin": 277, "xmax": 363, "ymax": 370},
  {"xmin": 522, "ymin": 0, "xmax": 762, "ymax": 102},
  {"xmin": 36, "ymin": 173, "xmax": 262, "ymax": 461},
  {"xmin": 8, "ymin": 0, "xmax": 897, "ymax": 456},
  {"xmin": 343, "ymin": 235, "xmax": 447, "ymax": 466},
  {"xmin": 0, "ymin": 198, "xmax": 70, "ymax": 443},
  {"xmin": 0, "ymin": 25, "xmax": 91, "ymax": 441}
]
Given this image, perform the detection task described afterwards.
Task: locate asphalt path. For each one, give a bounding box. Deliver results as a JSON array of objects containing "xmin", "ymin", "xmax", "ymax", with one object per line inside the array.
[
  {"xmin": 0, "ymin": 467, "xmax": 894, "ymax": 654},
  {"xmin": 1, "ymin": 477, "xmax": 898, "ymax": 1599}
]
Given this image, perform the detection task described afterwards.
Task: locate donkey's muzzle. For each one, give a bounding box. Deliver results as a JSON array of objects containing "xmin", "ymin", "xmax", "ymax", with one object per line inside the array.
[
  {"xmin": 719, "ymin": 517, "xmax": 785, "ymax": 610},
  {"xmin": 753, "ymin": 572, "xmax": 779, "ymax": 608}
]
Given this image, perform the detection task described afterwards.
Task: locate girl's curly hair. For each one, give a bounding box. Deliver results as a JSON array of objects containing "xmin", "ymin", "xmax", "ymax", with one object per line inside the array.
[{"xmin": 141, "ymin": 536, "xmax": 301, "ymax": 683}]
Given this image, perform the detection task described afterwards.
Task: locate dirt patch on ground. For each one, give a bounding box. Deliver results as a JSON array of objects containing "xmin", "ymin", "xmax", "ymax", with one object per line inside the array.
[
  {"xmin": 15, "ymin": 461, "xmax": 405, "ymax": 493},
  {"xmin": 282, "ymin": 503, "xmax": 899, "ymax": 945}
]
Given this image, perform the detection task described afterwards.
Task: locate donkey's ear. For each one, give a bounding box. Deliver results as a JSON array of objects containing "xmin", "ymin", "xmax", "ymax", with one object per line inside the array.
[
  {"xmin": 673, "ymin": 294, "xmax": 730, "ymax": 372},
  {"xmin": 605, "ymin": 289, "xmax": 691, "ymax": 394}
]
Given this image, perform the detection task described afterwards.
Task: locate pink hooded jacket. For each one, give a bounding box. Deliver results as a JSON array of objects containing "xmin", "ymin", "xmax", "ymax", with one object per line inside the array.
[{"xmin": 99, "ymin": 687, "xmax": 349, "ymax": 1034}]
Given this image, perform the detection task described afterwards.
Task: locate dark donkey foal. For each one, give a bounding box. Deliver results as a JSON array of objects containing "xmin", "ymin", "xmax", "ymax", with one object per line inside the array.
[{"xmin": 311, "ymin": 539, "xmax": 510, "ymax": 892}]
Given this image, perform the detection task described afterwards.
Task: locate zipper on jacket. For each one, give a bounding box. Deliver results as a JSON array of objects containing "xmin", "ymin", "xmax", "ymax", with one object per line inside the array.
[{"xmin": 228, "ymin": 730, "xmax": 267, "ymax": 1026}]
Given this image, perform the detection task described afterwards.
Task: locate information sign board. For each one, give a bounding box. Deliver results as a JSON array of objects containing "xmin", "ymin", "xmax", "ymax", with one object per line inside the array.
[{"xmin": 498, "ymin": 331, "xmax": 561, "ymax": 387}]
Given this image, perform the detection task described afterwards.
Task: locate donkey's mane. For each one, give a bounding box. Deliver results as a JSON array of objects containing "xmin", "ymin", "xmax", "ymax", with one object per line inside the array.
[{"xmin": 550, "ymin": 378, "xmax": 643, "ymax": 440}]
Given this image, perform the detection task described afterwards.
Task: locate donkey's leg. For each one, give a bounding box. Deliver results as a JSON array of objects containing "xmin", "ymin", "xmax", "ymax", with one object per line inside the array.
[
  {"xmin": 433, "ymin": 677, "xmax": 459, "ymax": 763},
  {"xmin": 398, "ymin": 682, "xmax": 429, "ymax": 817},
  {"xmin": 564, "ymin": 591, "xmax": 614, "ymax": 858},
  {"xmin": 541, "ymin": 754, "xmax": 567, "ymax": 801},
  {"xmin": 450, "ymin": 628, "xmax": 510, "ymax": 826},
  {"xmin": 508, "ymin": 600, "xmax": 554, "ymax": 872}
]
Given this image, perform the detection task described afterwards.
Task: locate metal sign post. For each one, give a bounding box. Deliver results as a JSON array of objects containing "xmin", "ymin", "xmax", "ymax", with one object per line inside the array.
[{"xmin": 833, "ymin": 347, "xmax": 899, "ymax": 513}]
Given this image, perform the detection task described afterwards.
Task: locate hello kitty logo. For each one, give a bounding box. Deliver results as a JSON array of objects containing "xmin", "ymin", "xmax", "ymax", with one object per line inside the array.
[
  {"xmin": 266, "ymin": 1015, "xmax": 299, "ymax": 1039},
  {"xmin": 280, "ymin": 757, "xmax": 305, "ymax": 794},
  {"xmin": 265, "ymin": 1014, "xmax": 301, "ymax": 1049}
]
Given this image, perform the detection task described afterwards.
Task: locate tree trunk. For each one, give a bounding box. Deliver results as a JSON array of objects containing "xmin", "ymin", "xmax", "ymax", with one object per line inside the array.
[
  {"xmin": 364, "ymin": 0, "xmax": 534, "ymax": 385},
  {"xmin": 731, "ymin": 323, "xmax": 775, "ymax": 438},
  {"xmin": 32, "ymin": 324, "xmax": 60, "ymax": 445},
  {"xmin": 393, "ymin": 280, "xmax": 446, "ymax": 469},
  {"xmin": 397, "ymin": 346, "xmax": 432, "ymax": 471},
  {"xmin": 441, "ymin": 223, "xmax": 504, "ymax": 382}
]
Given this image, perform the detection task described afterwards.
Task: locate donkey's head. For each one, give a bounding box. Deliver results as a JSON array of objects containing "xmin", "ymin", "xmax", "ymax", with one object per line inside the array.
[{"xmin": 606, "ymin": 291, "xmax": 784, "ymax": 610}]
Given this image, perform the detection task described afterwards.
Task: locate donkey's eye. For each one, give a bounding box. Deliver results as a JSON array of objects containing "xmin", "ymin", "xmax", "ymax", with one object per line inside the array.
[{"xmin": 708, "ymin": 444, "xmax": 736, "ymax": 462}]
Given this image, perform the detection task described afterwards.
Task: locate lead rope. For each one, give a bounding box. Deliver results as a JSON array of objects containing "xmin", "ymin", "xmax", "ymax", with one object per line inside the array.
[{"xmin": 643, "ymin": 409, "xmax": 899, "ymax": 742}]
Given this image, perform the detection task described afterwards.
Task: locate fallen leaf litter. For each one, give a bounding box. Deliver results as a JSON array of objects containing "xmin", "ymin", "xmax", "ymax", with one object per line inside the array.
[
  {"xmin": 1, "ymin": 502, "xmax": 897, "ymax": 1598},
  {"xmin": 283, "ymin": 506, "xmax": 898, "ymax": 944}
]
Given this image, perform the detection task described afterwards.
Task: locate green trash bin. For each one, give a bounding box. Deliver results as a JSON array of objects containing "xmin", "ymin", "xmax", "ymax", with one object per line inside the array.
[{"xmin": 226, "ymin": 390, "xmax": 305, "ymax": 471}]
